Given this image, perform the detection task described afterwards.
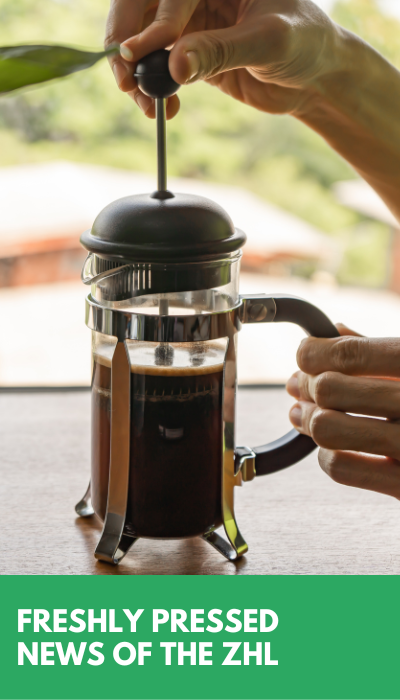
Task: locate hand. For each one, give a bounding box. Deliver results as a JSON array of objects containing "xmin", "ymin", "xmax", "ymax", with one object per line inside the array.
[
  {"xmin": 286, "ymin": 325, "xmax": 400, "ymax": 500},
  {"xmin": 105, "ymin": 0, "xmax": 340, "ymax": 119}
]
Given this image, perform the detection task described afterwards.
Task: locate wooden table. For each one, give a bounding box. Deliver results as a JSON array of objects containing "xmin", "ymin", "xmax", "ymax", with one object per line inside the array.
[{"xmin": 1, "ymin": 388, "xmax": 399, "ymax": 575}]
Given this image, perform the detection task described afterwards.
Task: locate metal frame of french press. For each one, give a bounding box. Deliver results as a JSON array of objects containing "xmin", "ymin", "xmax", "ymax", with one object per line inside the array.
[{"xmin": 76, "ymin": 293, "xmax": 277, "ymax": 564}]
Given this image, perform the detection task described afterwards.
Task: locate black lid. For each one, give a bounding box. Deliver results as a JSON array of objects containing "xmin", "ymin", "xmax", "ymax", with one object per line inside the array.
[{"xmin": 80, "ymin": 192, "xmax": 246, "ymax": 263}]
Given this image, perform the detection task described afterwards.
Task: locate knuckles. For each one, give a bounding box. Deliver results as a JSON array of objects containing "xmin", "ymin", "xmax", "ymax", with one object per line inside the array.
[
  {"xmin": 196, "ymin": 34, "xmax": 235, "ymax": 78},
  {"xmin": 330, "ymin": 337, "xmax": 366, "ymax": 374},
  {"xmin": 313, "ymin": 371, "xmax": 336, "ymax": 408},
  {"xmin": 151, "ymin": 14, "xmax": 183, "ymax": 45},
  {"xmin": 318, "ymin": 449, "xmax": 346, "ymax": 484},
  {"xmin": 297, "ymin": 336, "xmax": 368, "ymax": 375},
  {"xmin": 308, "ymin": 408, "xmax": 333, "ymax": 447},
  {"xmin": 263, "ymin": 14, "xmax": 293, "ymax": 58},
  {"xmin": 104, "ymin": 32, "xmax": 119, "ymax": 50},
  {"xmin": 296, "ymin": 337, "xmax": 316, "ymax": 373}
]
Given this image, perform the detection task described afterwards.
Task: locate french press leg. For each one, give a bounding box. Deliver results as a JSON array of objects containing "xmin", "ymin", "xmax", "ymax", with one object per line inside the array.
[
  {"xmin": 202, "ymin": 346, "xmax": 249, "ymax": 563},
  {"xmin": 201, "ymin": 457, "xmax": 248, "ymax": 562},
  {"xmin": 75, "ymin": 481, "xmax": 94, "ymax": 518},
  {"xmin": 220, "ymin": 445, "xmax": 248, "ymax": 560},
  {"xmin": 200, "ymin": 333, "xmax": 249, "ymax": 562},
  {"xmin": 202, "ymin": 530, "xmax": 241, "ymax": 562},
  {"xmin": 94, "ymin": 341, "xmax": 138, "ymax": 565},
  {"xmin": 201, "ymin": 447, "xmax": 248, "ymax": 562}
]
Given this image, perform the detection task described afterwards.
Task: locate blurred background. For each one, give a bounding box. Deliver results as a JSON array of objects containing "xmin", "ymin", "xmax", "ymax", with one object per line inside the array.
[{"xmin": 1, "ymin": 0, "xmax": 400, "ymax": 386}]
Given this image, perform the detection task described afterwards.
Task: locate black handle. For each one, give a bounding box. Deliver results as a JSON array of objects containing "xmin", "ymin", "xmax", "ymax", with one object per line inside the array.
[
  {"xmin": 273, "ymin": 295, "xmax": 339, "ymax": 338},
  {"xmin": 134, "ymin": 49, "xmax": 180, "ymax": 98},
  {"xmin": 238, "ymin": 294, "xmax": 340, "ymax": 478}
]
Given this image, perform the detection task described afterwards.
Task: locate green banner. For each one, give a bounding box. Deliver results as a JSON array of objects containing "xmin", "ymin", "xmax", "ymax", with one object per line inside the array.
[{"xmin": 1, "ymin": 575, "xmax": 398, "ymax": 700}]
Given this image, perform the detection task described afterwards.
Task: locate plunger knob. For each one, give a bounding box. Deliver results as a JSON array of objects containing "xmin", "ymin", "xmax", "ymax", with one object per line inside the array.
[{"xmin": 134, "ymin": 49, "xmax": 180, "ymax": 99}]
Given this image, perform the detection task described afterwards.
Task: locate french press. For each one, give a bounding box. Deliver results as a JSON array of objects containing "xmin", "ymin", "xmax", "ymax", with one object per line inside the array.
[{"xmin": 76, "ymin": 50, "xmax": 339, "ymax": 564}]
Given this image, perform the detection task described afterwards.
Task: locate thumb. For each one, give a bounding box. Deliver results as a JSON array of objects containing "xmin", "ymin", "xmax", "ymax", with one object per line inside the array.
[{"xmin": 170, "ymin": 24, "xmax": 264, "ymax": 84}]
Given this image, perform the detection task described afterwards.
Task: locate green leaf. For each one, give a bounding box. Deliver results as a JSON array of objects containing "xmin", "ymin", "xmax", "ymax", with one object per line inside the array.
[{"xmin": 0, "ymin": 44, "xmax": 118, "ymax": 94}]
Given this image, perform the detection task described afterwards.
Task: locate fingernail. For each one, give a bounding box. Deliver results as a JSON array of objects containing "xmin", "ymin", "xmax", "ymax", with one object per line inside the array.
[
  {"xmin": 112, "ymin": 62, "xmax": 127, "ymax": 88},
  {"xmin": 120, "ymin": 43, "xmax": 134, "ymax": 61},
  {"xmin": 286, "ymin": 375, "xmax": 300, "ymax": 399},
  {"xmin": 133, "ymin": 91, "xmax": 153, "ymax": 114},
  {"xmin": 185, "ymin": 51, "xmax": 200, "ymax": 82},
  {"xmin": 289, "ymin": 404, "xmax": 303, "ymax": 428}
]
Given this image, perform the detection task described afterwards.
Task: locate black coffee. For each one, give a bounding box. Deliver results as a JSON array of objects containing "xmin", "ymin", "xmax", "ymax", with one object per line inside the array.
[{"xmin": 91, "ymin": 343, "xmax": 224, "ymax": 539}]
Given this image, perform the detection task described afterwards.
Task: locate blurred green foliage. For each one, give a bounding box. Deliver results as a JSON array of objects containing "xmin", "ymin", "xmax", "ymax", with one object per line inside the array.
[
  {"xmin": 337, "ymin": 221, "xmax": 392, "ymax": 287},
  {"xmin": 0, "ymin": 0, "xmax": 398, "ymax": 287}
]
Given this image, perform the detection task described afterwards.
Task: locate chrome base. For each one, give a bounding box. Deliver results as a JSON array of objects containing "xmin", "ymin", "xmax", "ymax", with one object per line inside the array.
[{"xmin": 74, "ymin": 506, "xmax": 244, "ymax": 565}]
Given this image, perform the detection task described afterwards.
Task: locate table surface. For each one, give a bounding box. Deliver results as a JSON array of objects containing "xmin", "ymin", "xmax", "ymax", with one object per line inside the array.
[{"xmin": 1, "ymin": 388, "xmax": 399, "ymax": 575}]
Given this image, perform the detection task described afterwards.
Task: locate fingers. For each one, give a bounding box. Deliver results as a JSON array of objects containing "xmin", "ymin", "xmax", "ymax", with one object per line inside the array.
[
  {"xmin": 106, "ymin": 0, "xmax": 181, "ymax": 117},
  {"xmin": 318, "ymin": 449, "xmax": 400, "ymax": 500},
  {"xmin": 297, "ymin": 336, "xmax": 400, "ymax": 379},
  {"xmin": 120, "ymin": 0, "xmax": 201, "ymax": 63},
  {"xmin": 105, "ymin": 0, "xmax": 150, "ymax": 48},
  {"xmin": 106, "ymin": 0, "xmax": 151, "ymax": 92},
  {"xmin": 169, "ymin": 22, "xmax": 267, "ymax": 85},
  {"xmin": 164, "ymin": 94, "xmax": 180, "ymax": 119},
  {"xmin": 287, "ymin": 371, "xmax": 400, "ymax": 419},
  {"xmin": 115, "ymin": 0, "xmax": 195, "ymax": 116},
  {"xmin": 129, "ymin": 89, "xmax": 154, "ymax": 115},
  {"xmin": 126, "ymin": 92, "xmax": 180, "ymax": 118},
  {"xmin": 289, "ymin": 401, "xmax": 400, "ymax": 460},
  {"xmin": 124, "ymin": 14, "xmax": 272, "ymax": 86}
]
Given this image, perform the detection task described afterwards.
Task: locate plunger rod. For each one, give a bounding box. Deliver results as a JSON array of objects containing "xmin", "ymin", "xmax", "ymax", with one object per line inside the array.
[
  {"xmin": 156, "ymin": 99, "xmax": 168, "ymax": 316},
  {"xmin": 159, "ymin": 295, "xmax": 169, "ymax": 316},
  {"xmin": 156, "ymin": 98, "xmax": 167, "ymax": 192}
]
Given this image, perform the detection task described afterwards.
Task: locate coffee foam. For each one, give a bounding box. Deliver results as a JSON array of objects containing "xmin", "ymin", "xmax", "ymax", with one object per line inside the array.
[
  {"xmin": 128, "ymin": 361, "xmax": 224, "ymax": 377},
  {"xmin": 94, "ymin": 341, "xmax": 225, "ymax": 377},
  {"xmin": 93, "ymin": 346, "xmax": 114, "ymax": 369}
]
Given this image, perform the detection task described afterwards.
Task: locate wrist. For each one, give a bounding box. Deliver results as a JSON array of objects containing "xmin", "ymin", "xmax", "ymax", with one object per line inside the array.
[
  {"xmin": 293, "ymin": 25, "xmax": 400, "ymax": 220},
  {"xmin": 293, "ymin": 25, "xmax": 366, "ymax": 120}
]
